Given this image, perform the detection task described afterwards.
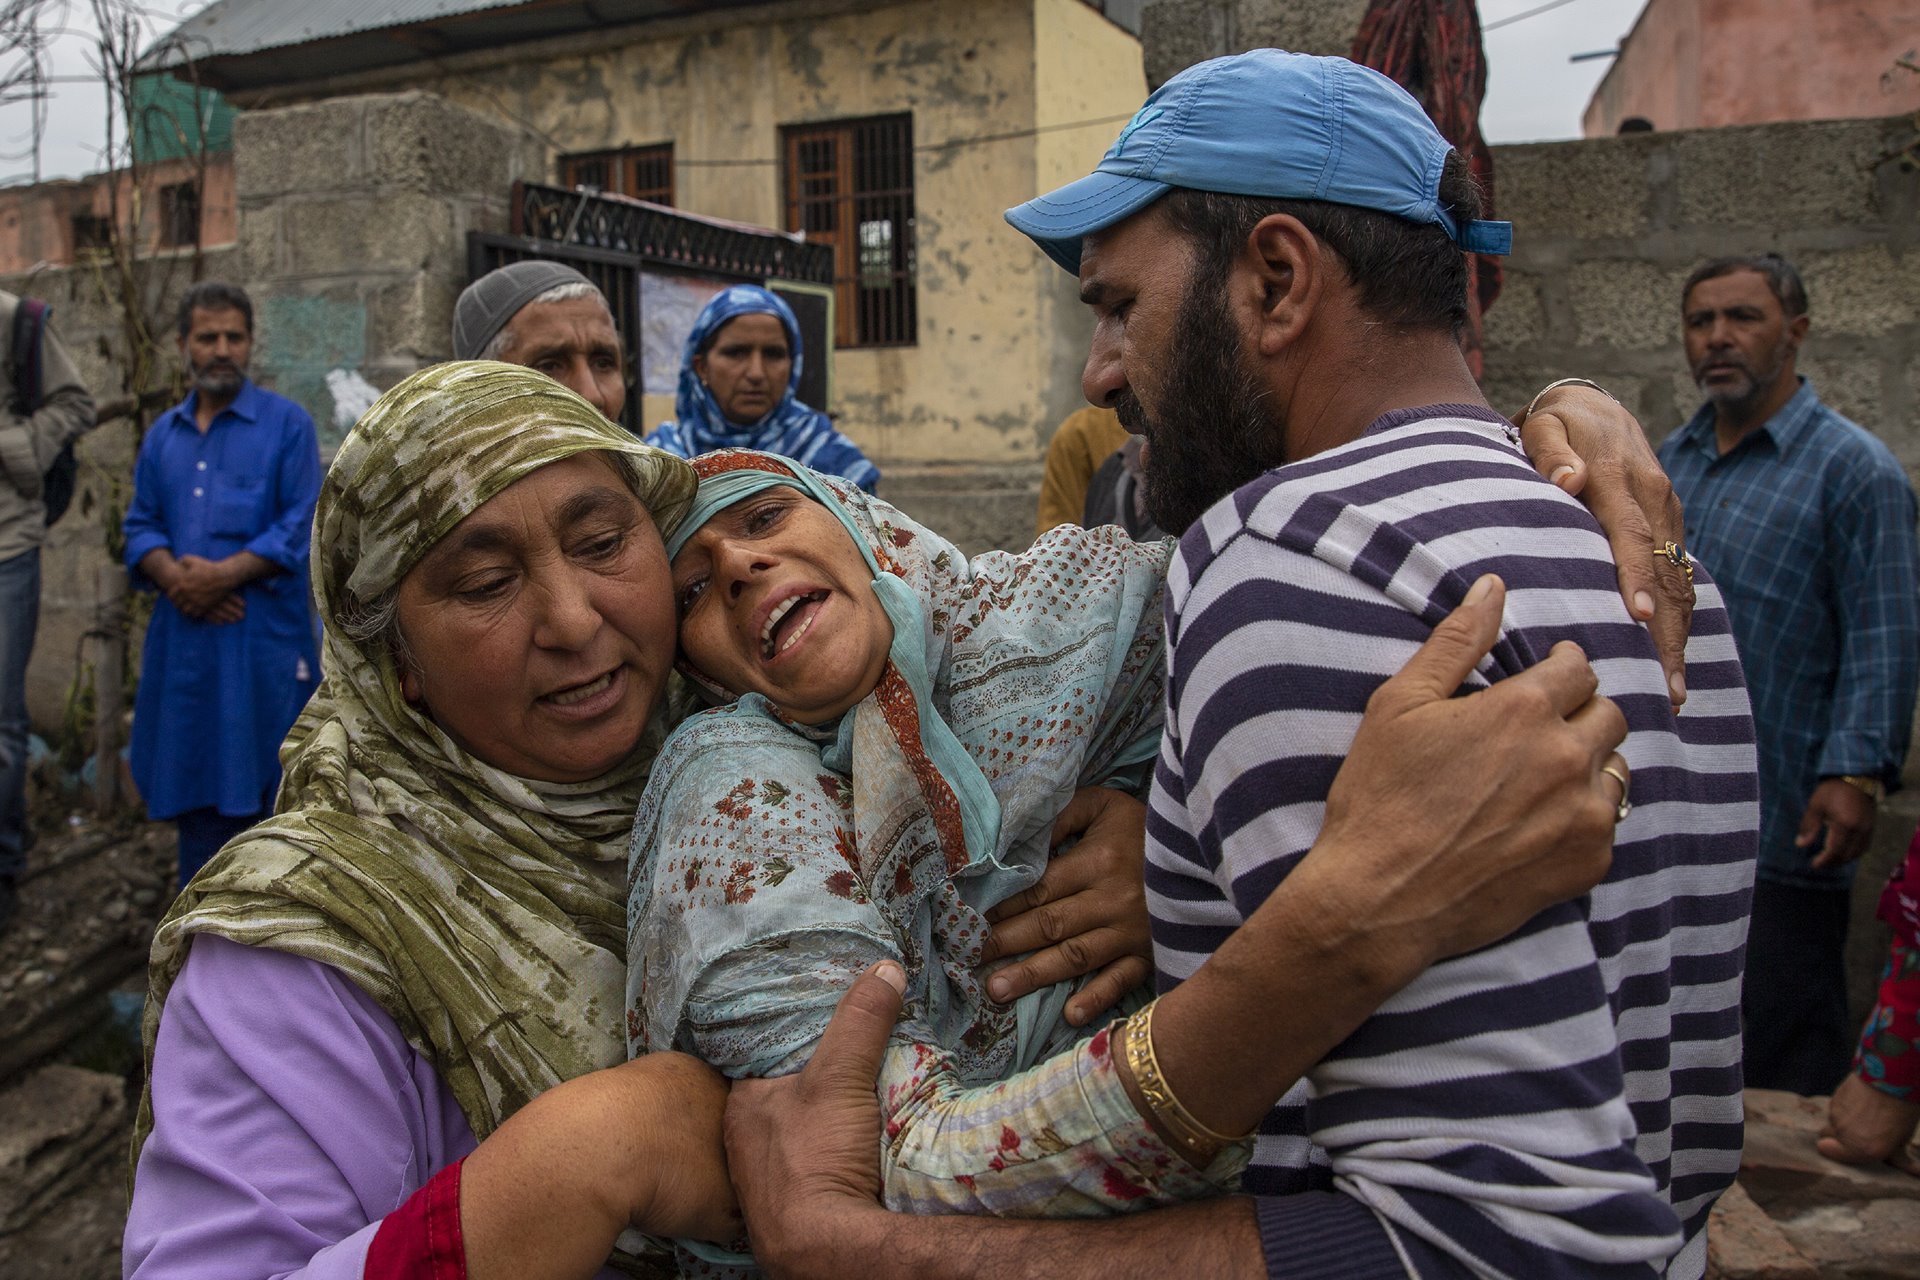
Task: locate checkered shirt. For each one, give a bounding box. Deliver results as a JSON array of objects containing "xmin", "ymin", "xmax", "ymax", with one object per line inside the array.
[{"xmin": 1659, "ymin": 379, "xmax": 1919, "ymax": 888}]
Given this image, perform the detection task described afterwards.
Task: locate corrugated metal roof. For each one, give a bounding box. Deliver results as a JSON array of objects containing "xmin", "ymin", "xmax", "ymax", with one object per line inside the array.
[
  {"xmin": 143, "ymin": 0, "xmax": 764, "ymax": 84},
  {"xmin": 146, "ymin": 0, "xmax": 1138, "ymax": 83},
  {"xmin": 151, "ymin": 0, "xmax": 529, "ymax": 62}
]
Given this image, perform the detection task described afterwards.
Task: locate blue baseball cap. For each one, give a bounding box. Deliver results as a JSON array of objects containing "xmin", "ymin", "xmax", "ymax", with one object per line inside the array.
[{"xmin": 1006, "ymin": 49, "xmax": 1512, "ymax": 273}]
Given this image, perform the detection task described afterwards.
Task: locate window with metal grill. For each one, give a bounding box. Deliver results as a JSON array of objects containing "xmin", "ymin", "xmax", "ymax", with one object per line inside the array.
[
  {"xmin": 70, "ymin": 214, "xmax": 112, "ymax": 258},
  {"xmin": 559, "ymin": 143, "xmax": 675, "ymax": 207},
  {"xmin": 159, "ymin": 181, "xmax": 200, "ymax": 248},
  {"xmin": 782, "ymin": 114, "xmax": 916, "ymax": 348}
]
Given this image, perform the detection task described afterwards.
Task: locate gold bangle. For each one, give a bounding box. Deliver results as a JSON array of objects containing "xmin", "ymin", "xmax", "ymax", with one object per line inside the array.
[
  {"xmin": 1120, "ymin": 998, "xmax": 1248, "ymax": 1158},
  {"xmin": 1524, "ymin": 376, "xmax": 1617, "ymax": 422},
  {"xmin": 1837, "ymin": 774, "xmax": 1885, "ymax": 802}
]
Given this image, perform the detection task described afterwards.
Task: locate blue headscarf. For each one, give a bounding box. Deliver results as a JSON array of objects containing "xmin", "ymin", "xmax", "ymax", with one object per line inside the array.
[
  {"xmin": 632, "ymin": 449, "xmax": 1170, "ymax": 1271},
  {"xmin": 631, "ymin": 449, "xmax": 1169, "ymax": 1083},
  {"xmin": 644, "ymin": 285, "xmax": 881, "ymax": 492}
]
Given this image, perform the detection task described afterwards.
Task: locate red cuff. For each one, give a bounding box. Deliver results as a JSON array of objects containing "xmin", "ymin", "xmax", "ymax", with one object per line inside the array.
[{"xmin": 365, "ymin": 1158, "xmax": 467, "ymax": 1280}]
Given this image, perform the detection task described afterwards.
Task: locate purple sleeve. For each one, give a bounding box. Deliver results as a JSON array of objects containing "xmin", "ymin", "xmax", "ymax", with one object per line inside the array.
[{"xmin": 125, "ymin": 935, "xmax": 479, "ymax": 1280}]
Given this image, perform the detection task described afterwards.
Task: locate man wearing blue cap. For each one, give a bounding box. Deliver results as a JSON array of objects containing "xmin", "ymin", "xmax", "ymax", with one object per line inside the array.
[{"xmin": 720, "ymin": 50, "xmax": 1757, "ymax": 1280}]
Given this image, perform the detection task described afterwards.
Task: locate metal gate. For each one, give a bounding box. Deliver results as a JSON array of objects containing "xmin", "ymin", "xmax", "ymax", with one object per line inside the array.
[{"xmin": 468, "ymin": 182, "xmax": 837, "ymax": 437}]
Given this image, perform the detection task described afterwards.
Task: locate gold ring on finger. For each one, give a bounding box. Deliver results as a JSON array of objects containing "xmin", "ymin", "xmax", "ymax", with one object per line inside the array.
[
  {"xmin": 1601, "ymin": 763, "xmax": 1632, "ymax": 823},
  {"xmin": 1656, "ymin": 541, "xmax": 1694, "ymax": 582}
]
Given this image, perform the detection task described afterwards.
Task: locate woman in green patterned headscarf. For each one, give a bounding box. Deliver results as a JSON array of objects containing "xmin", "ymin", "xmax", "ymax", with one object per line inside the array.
[{"xmin": 126, "ymin": 362, "xmax": 732, "ymax": 1280}]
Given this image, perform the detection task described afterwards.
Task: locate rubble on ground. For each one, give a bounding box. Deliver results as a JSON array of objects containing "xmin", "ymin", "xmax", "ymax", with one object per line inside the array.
[
  {"xmin": 0, "ymin": 821, "xmax": 173, "ymax": 1280},
  {"xmin": 1711, "ymin": 1089, "xmax": 1920, "ymax": 1280},
  {"xmin": 0, "ymin": 823, "xmax": 172, "ymax": 1082},
  {"xmin": 0, "ymin": 1064, "xmax": 127, "ymax": 1280}
]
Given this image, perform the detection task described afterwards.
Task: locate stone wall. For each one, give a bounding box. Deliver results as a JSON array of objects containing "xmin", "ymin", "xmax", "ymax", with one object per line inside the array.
[
  {"xmin": 2, "ymin": 92, "xmax": 545, "ymax": 738},
  {"xmin": 233, "ymin": 92, "xmax": 546, "ymax": 449},
  {"xmin": 1138, "ymin": 0, "xmax": 1366, "ymax": 86},
  {"xmin": 1481, "ymin": 112, "xmax": 1920, "ymax": 1021}
]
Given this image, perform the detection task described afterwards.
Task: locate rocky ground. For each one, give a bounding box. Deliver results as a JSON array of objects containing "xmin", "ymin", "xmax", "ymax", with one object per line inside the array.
[
  {"xmin": 0, "ymin": 820, "xmax": 173, "ymax": 1280},
  {"xmin": 1710, "ymin": 1091, "xmax": 1920, "ymax": 1280},
  {"xmin": 0, "ymin": 824, "xmax": 1916, "ymax": 1278}
]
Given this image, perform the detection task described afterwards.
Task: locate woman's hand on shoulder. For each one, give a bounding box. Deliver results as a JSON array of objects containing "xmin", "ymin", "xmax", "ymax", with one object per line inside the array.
[
  {"xmin": 981, "ymin": 787, "xmax": 1154, "ymax": 1026},
  {"xmin": 1514, "ymin": 381, "xmax": 1694, "ymax": 705}
]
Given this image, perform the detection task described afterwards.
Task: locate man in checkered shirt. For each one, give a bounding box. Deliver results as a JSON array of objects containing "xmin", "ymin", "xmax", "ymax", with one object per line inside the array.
[{"xmin": 1659, "ymin": 253, "xmax": 1920, "ymax": 1096}]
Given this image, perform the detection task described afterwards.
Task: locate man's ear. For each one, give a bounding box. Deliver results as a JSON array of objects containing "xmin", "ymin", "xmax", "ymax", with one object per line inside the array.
[
  {"xmin": 1246, "ymin": 214, "xmax": 1322, "ymax": 357},
  {"xmin": 1786, "ymin": 311, "xmax": 1810, "ymax": 348}
]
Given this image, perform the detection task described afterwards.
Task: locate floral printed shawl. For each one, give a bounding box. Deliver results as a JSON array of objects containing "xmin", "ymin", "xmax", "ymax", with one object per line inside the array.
[
  {"xmin": 136, "ymin": 363, "xmax": 697, "ymax": 1181},
  {"xmin": 628, "ymin": 450, "xmax": 1169, "ymax": 1085}
]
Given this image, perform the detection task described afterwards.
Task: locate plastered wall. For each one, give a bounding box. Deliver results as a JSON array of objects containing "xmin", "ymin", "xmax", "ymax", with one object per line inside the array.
[{"xmin": 251, "ymin": 0, "xmax": 1145, "ymax": 476}]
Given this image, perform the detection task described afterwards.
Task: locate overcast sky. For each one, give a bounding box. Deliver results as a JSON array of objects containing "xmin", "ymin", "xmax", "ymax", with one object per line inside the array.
[
  {"xmin": 0, "ymin": 0, "xmax": 206, "ymax": 185},
  {"xmin": 1480, "ymin": 0, "xmax": 1652, "ymax": 143},
  {"xmin": 2, "ymin": 0, "xmax": 1653, "ymax": 186}
]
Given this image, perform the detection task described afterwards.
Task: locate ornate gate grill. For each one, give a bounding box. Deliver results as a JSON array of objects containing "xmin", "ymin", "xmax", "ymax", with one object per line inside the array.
[{"xmin": 469, "ymin": 182, "xmax": 837, "ymax": 437}]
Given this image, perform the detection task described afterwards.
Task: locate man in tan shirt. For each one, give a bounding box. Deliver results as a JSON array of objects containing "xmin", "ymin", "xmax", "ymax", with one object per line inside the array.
[
  {"xmin": 1035, "ymin": 404, "xmax": 1128, "ymax": 536},
  {"xmin": 0, "ymin": 290, "xmax": 97, "ymax": 930}
]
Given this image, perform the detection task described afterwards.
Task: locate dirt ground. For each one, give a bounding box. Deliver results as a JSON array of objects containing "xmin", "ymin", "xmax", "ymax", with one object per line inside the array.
[{"xmin": 0, "ymin": 820, "xmax": 174, "ymax": 1280}]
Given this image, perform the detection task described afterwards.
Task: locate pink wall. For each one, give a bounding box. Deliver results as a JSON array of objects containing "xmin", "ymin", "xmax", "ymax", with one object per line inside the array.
[
  {"xmin": 1584, "ymin": 0, "xmax": 1920, "ymax": 136},
  {"xmin": 0, "ymin": 154, "xmax": 236, "ymax": 275}
]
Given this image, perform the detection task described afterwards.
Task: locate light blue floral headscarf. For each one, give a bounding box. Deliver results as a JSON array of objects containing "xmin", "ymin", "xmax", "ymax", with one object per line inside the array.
[
  {"xmin": 643, "ymin": 285, "xmax": 880, "ymax": 491},
  {"xmin": 627, "ymin": 450, "xmax": 1169, "ymax": 1092}
]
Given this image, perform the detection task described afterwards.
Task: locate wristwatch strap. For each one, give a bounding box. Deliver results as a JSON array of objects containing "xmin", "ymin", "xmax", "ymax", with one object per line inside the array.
[{"xmin": 1837, "ymin": 774, "xmax": 1885, "ymax": 802}]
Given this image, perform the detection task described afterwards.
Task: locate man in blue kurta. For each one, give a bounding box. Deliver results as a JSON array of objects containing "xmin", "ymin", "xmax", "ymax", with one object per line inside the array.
[
  {"xmin": 126, "ymin": 282, "xmax": 321, "ymax": 884},
  {"xmin": 1659, "ymin": 254, "xmax": 1920, "ymax": 1095}
]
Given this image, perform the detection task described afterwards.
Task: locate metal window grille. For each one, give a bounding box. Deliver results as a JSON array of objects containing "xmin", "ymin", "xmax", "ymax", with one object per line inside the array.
[
  {"xmin": 782, "ymin": 114, "xmax": 916, "ymax": 348},
  {"xmin": 70, "ymin": 214, "xmax": 112, "ymax": 257},
  {"xmin": 158, "ymin": 181, "xmax": 200, "ymax": 248},
  {"xmin": 559, "ymin": 143, "xmax": 675, "ymax": 207},
  {"xmin": 478, "ymin": 184, "xmax": 836, "ymax": 436}
]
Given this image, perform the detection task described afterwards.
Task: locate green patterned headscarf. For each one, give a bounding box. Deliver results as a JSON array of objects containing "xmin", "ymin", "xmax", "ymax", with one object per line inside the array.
[{"xmin": 135, "ymin": 362, "xmax": 697, "ymax": 1173}]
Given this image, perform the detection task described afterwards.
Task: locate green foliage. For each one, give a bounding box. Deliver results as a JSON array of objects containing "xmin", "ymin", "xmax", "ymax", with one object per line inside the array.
[{"xmin": 56, "ymin": 662, "xmax": 96, "ymax": 775}]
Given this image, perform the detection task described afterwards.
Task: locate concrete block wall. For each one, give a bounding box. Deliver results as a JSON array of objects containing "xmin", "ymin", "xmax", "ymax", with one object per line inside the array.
[
  {"xmin": 1, "ymin": 91, "xmax": 545, "ymax": 740},
  {"xmin": 1139, "ymin": 0, "xmax": 1366, "ymax": 85},
  {"xmin": 233, "ymin": 92, "xmax": 546, "ymax": 448},
  {"xmin": 1481, "ymin": 112, "xmax": 1920, "ymax": 1022}
]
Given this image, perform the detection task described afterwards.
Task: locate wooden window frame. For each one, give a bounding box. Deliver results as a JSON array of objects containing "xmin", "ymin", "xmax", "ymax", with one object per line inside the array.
[
  {"xmin": 158, "ymin": 180, "xmax": 200, "ymax": 249},
  {"xmin": 781, "ymin": 113, "xmax": 916, "ymax": 349},
  {"xmin": 559, "ymin": 142, "xmax": 675, "ymax": 207},
  {"xmin": 70, "ymin": 213, "xmax": 113, "ymax": 259}
]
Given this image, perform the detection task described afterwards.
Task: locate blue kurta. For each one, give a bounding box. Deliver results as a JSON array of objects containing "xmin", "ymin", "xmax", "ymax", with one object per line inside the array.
[{"xmin": 125, "ymin": 380, "xmax": 321, "ymax": 820}]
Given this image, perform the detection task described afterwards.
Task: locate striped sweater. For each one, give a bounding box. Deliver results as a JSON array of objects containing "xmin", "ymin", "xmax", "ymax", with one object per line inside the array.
[{"xmin": 1146, "ymin": 406, "xmax": 1759, "ymax": 1279}]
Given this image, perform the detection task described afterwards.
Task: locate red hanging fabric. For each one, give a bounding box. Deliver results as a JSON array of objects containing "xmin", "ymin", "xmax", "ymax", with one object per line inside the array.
[{"xmin": 1351, "ymin": 0, "xmax": 1504, "ymax": 379}]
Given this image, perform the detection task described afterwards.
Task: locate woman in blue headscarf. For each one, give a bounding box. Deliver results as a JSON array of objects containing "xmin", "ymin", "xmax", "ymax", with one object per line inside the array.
[
  {"xmin": 646, "ymin": 284, "xmax": 881, "ymax": 491},
  {"xmin": 629, "ymin": 449, "xmax": 1237, "ymax": 1275}
]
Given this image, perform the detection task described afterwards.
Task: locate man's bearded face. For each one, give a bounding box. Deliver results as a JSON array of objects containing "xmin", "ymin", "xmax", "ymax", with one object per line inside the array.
[
  {"xmin": 1683, "ymin": 269, "xmax": 1798, "ymax": 419},
  {"xmin": 181, "ymin": 305, "xmax": 251, "ymax": 400},
  {"xmin": 1120, "ymin": 262, "xmax": 1285, "ymax": 536},
  {"xmin": 1689, "ymin": 327, "xmax": 1792, "ymax": 417}
]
